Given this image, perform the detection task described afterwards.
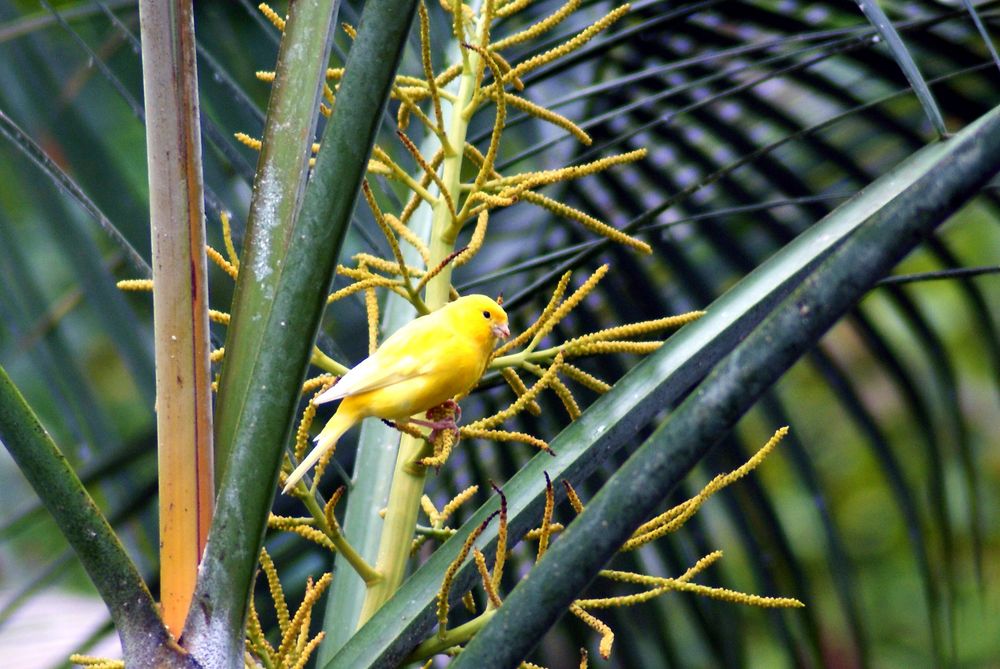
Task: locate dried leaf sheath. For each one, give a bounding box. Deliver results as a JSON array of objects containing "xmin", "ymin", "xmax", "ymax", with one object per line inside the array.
[{"xmin": 137, "ymin": 0, "xmax": 213, "ymax": 636}]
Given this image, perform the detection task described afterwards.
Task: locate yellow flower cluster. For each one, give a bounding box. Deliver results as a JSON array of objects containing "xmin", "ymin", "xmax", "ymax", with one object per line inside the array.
[
  {"xmin": 69, "ymin": 656, "xmax": 123, "ymax": 669},
  {"xmin": 246, "ymin": 548, "xmax": 330, "ymax": 668},
  {"xmin": 416, "ymin": 427, "xmax": 803, "ymax": 667},
  {"xmin": 246, "ymin": 0, "xmax": 650, "ymax": 270}
]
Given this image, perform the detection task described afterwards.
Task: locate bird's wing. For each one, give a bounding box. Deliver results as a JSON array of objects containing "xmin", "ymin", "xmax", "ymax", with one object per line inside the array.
[
  {"xmin": 319, "ymin": 353, "xmax": 431, "ymax": 401},
  {"xmin": 314, "ymin": 315, "xmax": 445, "ymax": 404}
]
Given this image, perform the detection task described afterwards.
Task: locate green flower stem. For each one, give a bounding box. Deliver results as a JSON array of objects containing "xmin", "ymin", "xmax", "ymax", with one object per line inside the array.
[
  {"xmin": 405, "ymin": 609, "xmax": 497, "ymax": 662},
  {"xmin": 416, "ymin": 525, "xmax": 459, "ymax": 539},
  {"xmin": 357, "ymin": 434, "xmax": 433, "ymax": 624},
  {"xmin": 296, "ymin": 485, "xmax": 380, "ymax": 584},
  {"xmin": 490, "ymin": 346, "xmax": 562, "ymax": 370},
  {"xmin": 320, "ymin": 26, "xmax": 472, "ymax": 655},
  {"xmin": 423, "ymin": 34, "xmax": 482, "ymax": 308},
  {"xmin": 311, "ymin": 347, "xmax": 350, "ymax": 376},
  {"xmin": 357, "ymin": 13, "xmax": 487, "ymax": 623}
]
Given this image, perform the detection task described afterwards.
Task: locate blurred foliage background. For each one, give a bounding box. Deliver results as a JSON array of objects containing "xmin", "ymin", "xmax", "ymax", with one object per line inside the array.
[{"xmin": 0, "ymin": 0, "xmax": 998, "ymax": 667}]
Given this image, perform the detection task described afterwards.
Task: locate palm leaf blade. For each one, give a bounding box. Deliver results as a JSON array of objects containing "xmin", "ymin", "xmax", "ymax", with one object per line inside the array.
[{"xmin": 449, "ymin": 102, "xmax": 1000, "ymax": 669}]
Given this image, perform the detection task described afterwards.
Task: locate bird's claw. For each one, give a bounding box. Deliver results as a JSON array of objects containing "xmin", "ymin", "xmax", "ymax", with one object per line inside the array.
[
  {"xmin": 408, "ymin": 416, "xmax": 460, "ymax": 442},
  {"xmin": 427, "ymin": 399, "xmax": 461, "ymax": 423},
  {"xmin": 408, "ymin": 400, "xmax": 462, "ymax": 443}
]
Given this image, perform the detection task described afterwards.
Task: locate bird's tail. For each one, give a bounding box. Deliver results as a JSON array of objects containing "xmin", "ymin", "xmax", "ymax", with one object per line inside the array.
[{"xmin": 282, "ymin": 407, "xmax": 357, "ymax": 494}]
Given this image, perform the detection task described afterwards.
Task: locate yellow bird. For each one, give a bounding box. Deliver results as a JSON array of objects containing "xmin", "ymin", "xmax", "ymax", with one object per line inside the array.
[{"xmin": 283, "ymin": 294, "xmax": 510, "ymax": 493}]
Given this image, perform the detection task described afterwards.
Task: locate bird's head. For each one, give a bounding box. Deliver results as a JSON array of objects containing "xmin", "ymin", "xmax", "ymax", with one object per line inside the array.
[{"xmin": 452, "ymin": 294, "xmax": 510, "ymax": 343}]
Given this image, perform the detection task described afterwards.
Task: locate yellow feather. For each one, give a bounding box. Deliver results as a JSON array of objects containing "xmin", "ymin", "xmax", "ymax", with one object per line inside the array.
[{"xmin": 282, "ymin": 295, "xmax": 508, "ymax": 493}]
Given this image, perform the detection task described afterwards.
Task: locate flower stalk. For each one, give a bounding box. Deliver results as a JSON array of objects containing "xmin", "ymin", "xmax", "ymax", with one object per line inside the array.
[
  {"xmin": 356, "ymin": 8, "xmax": 490, "ymax": 624},
  {"xmin": 406, "ymin": 609, "xmax": 497, "ymax": 662},
  {"xmin": 287, "ymin": 485, "xmax": 381, "ymax": 584}
]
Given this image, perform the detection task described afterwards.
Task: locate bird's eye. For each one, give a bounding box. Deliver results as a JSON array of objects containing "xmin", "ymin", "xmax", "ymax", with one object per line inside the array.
[{"xmin": 482, "ymin": 310, "xmax": 491, "ymax": 319}]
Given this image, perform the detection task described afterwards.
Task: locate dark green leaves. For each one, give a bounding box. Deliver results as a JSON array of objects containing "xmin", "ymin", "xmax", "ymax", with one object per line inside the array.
[
  {"xmin": 328, "ymin": 102, "xmax": 1000, "ymax": 669},
  {"xmin": 0, "ymin": 365, "xmax": 192, "ymax": 667}
]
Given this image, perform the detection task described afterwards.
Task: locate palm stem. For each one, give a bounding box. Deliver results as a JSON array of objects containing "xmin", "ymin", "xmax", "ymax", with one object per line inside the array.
[
  {"xmin": 424, "ymin": 46, "xmax": 480, "ymax": 306},
  {"xmin": 358, "ymin": 14, "xmax": 486, "ymax": 624}
]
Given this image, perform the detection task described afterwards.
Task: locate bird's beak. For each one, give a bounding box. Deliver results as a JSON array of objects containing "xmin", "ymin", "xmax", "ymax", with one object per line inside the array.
[{"xmin": 492, "ymin": 322, "xmax": 510, "ymax": 340}]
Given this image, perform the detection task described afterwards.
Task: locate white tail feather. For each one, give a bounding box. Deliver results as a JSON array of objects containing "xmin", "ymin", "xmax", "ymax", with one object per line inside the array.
[{"xmin": 281, "ymin": 411, "xmax": 354, "ymax": 494}]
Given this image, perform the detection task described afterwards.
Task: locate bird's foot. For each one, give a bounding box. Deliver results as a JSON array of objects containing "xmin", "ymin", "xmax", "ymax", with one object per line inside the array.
[
  {"xmin": 427, "ymin": 399, "xmax": 461, "ymax": 424},
  {"xmin": 407, "ymin": 417, "xmax": 460, "ymax": 443},
  {"xmin": 409, "ymin": 401, "xmax": 462, "ymax": 443}
]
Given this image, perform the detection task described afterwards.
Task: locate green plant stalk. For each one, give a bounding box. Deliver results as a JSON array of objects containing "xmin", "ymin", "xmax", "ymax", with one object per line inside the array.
[
  {"xmin": 406, "ymin": 609, "xmax": 497, "ymax": 662},
  {"xmin": 424, "ymin": 43, "xmax": 481, "ymax": 307},
  {"xmin": 356, "ymin": 433, "xmax": 432, "ymax": 624},
  {"xmin": 294, "ymin": 484, "xmax": 380, "ymax": 584},
  {"xmin": 449, "ymin": 102, "xmax": 1000, "ymax": 669},
  {"xmin": 211, "ymin": 0, "xmax": 340, "ymax": 482},
  {"xmin": 312, "ymin": 346, "xmax": 350, "ymax": 375},
  {"xmin": 491, "ymin": 336, "xmax": 666, "ymax": 369},
  {"xmin": 320, "ymin": 19, "xmax": 476, "ymax": 656},
  {"xmin": 416, "ymin": 525, "xmax": 458, "ymax": 539},
  {"xmin": 137, "ymin": 0, "xmax": 214, "ymax": 637},
  {"xmin": 0, "ymin": 366, "xmax": 196, "ymax": 667},
  {"xmin": 357, "ymin": 19, "xmax": 485, "ymax": 624}
]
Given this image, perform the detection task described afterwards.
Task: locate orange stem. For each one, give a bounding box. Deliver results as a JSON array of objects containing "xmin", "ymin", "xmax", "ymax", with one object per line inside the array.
[{"xmin": 138, "ymin": 0, "xmax": 214, "ymax": 636}]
